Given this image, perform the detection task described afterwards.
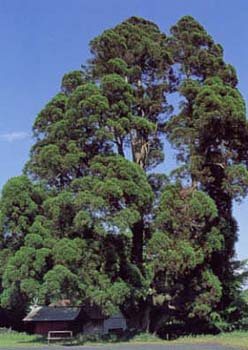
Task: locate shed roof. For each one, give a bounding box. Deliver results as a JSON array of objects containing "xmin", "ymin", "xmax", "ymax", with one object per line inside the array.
[{"xmin": 23, "ymin": 306, "xmax": 81, "ymax": 322}]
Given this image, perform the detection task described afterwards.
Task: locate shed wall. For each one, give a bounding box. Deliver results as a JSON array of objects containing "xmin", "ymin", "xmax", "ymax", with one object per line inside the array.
[
  {"xmin": 103, "ymin": 313, "xmax": 127, "ymax": 334},
  {"xmin": 34, "ymin": 321, "xmax": 70, "ymax": 335},
  {"xmin": 83, "ymin": 320, "xmax": 104, "ymax": 335}
]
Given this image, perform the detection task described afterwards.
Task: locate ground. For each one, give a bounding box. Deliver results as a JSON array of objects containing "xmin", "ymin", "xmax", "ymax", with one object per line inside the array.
[
  {"xmin": 0, "ymin": 345, "xmax": 242, "ymax": 350},
  {"xmin": 1, "ymin": 331, "xmax": 248, "ymax": 349}
]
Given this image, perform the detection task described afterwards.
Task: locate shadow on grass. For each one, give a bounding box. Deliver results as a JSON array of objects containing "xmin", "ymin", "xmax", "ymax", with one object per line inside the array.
[
  {"xmin": 18, "ymin": 335, "xmax": 58, "ymax": 346},
  {"xmin": 19, "ymin": 335, "xmax": 90, "ymax": 347},
  {"xmin": 14, "ymin": 330, "xmax": 200, "ymax": 347},
  {"xmin": 19, "ymin": 331, "xmax": 139, "ymax": 347}
]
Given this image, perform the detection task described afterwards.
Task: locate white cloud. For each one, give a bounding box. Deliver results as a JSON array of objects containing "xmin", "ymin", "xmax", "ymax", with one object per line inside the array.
[{"xmin": 0, "ymin": 131, "xmax": 30, "ymax": 142}]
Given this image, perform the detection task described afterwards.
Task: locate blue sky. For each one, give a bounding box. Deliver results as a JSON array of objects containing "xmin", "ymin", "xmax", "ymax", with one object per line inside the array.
[{"xmin": 0, "ymin": 0, "xmax": 248, "ymax": 259}]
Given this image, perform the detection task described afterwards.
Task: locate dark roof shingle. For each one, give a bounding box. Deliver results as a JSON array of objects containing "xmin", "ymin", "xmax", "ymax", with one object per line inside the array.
[{"xmin": 23, "ymin": 306, "xmax": 81, "ymax": 322}]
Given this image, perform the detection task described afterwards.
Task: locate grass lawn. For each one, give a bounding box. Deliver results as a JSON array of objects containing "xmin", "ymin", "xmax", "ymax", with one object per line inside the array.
[
  {"xmin": 170, "ymin": 331, "xmax": 248, "ymax": 348},
  {"xmin": 0, "ymin": 330, "xmax": 248, "ymax": 348},
  {"xmin": 0, "ymin": 331, "xmax": 46, "ymax": 347},
  {"xmin": 131, "ymin": 331, "xmax": 248, "ymax": 348}
]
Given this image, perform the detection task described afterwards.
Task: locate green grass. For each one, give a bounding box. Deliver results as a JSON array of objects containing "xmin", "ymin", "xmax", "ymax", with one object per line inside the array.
[
  {"xmin": 0, "ymin": 330, "xmax": 248, "ymax": 348},
  {"xmin": 130, "ymin": 331, "xmax": 248, "ymax": 348},
  {"xmin": 0, "ymin": 331, "xmax": 46, "ymax": 347},
  {"xmin": 174, "ymin": 331, "xmax": 248, "ymax": 348}
]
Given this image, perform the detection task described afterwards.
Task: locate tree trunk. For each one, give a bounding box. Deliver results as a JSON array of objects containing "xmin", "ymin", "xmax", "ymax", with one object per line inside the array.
[
  {"xmin": 142, "ymin": 305, "xmax": 151, "ymax": 333},
  {"xmin": 130, "ymin": 129, "xmax": 149, "ymax": 169},
  {"xmin": 117, "ymin": 141, "xmax": 125, "ymax": 157},
  {"xmin": 131, "ymin": 219, "xmax": 144, "ymax": 266}
]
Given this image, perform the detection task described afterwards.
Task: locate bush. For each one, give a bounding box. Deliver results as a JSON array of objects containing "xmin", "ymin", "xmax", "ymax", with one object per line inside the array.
[
  {"xmin": 0, "ymin": 327, "xmax": 17, "ymax": 334},
  {"xmin": 76, "ymin": 333, "xmax": 102, "ymax": 343}
]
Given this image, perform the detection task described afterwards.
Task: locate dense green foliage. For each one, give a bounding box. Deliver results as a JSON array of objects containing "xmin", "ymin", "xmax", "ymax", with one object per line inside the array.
[{"xmin": 1, "ymin": 15, "xmax": 248, "ymax": 335}]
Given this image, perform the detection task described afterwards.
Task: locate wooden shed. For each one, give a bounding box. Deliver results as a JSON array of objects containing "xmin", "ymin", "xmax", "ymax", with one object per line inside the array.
[
  {"xmin": 23, "ymin": 306, "xmax": 83, "ymax": 335},
  {"xmin": 82, "ymin": 305, "xmax": 127, "ymax": 335},
  {"xmin": 23, "ymin": 304, "xmax": 127, "ymax": 336}
]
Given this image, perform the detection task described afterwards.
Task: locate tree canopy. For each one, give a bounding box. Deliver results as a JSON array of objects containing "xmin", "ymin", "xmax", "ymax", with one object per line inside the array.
[{"xmin": 1, "ymin": 15, "xmax": 248, "ymax": 335}]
